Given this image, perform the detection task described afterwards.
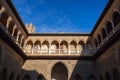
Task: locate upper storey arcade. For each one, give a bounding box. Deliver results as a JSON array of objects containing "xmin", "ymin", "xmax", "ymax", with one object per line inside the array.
[
  {"xmin": 91, "ymin": 0, "xmax": 120, "ymax": 54},
  {"xmin": 24, "ymin": 33, "xmax": 95, "ymax": 57},
  {"xmin": 0, "ymin": 0, "xmax": 120, "ymax": 59},
  {"xmin": 0, "ymin": 0, "xmax": 28, "ymax": 49}
]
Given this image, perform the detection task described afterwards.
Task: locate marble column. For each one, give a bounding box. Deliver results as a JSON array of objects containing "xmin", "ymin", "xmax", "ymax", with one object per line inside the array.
[
  {"xmin": 6, "ymin": 16, "xmax": 12, "ymax": 29},
  {"xmin": 20, "ymin": 36, "xmax": 24, "ymax": 48},
  {"xmin": 12, "ymin": 25, "xmax": 17, "ymax": 36},
  {"xmin": 16, "ymin": 31, "xmax": 21, "ymax": 44}
]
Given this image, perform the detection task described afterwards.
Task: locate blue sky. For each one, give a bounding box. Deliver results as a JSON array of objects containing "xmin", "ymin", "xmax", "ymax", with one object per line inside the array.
[{"xmin": 12, "ymin": 0, "xmax": 108, "ymax": 33}]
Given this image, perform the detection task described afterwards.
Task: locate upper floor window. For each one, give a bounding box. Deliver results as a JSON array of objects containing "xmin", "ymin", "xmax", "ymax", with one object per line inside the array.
[
  {"xmin": 112, "ymin": 11, "xmax": 120, "ymax": 27},
  {"xmin": 0, "ymin": 12, "xmax": 8, "ymax": 27},
  {"xmin": 106, "ymin": 21, "xmax": 113, "ymax": 34},
  {"xmin": 101, "ymin": 28, "xmax": 107, "ymax": 40}
]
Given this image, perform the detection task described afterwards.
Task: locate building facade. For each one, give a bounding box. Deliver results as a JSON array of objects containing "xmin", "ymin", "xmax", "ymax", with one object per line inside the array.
[{"xmin": 0, "ymin": 0, "xmax": 120, "ymax": 80}]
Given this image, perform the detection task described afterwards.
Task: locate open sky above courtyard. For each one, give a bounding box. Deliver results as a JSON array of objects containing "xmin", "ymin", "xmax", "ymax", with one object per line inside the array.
[{"xmin": 12, "ymin": 0, "xmax": 108, "ymax": 33}]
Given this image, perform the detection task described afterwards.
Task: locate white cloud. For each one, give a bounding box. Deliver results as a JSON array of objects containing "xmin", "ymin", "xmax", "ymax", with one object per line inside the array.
[
  {"xmin": 33, "ymin": 10, "xmax": 78, "ymax": 32},
  {"xmin": 12, "ymin": 0, "xmax": 82, "ymax": 32}
]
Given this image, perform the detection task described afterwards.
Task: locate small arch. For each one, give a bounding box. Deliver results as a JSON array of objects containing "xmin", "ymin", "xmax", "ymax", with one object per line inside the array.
[
  {"xmin": 77, "ymin": 41, "xmax": 85, "ymax": 54},
  {"xmin": 0, "ymin": 12, "xmax": 8, "ymax": 27},
  {"xmin": 23, "ymin": 74, "xmax": 31, "ymax": 80},
  {"xmin": 51, "ymin": 62, "xmax": 68, "ymax": 80},
  {"xmin": 87, "ymin": 74, "xmax": 96, "ymax": 80},
  {"xmin": 34, "ymin": 40, "xmax": 41, "ymax": 54},
  {"xmin": 70, "ymin": 40, "xmax": 77, "ymax": 54},
  {"xmin": 101, "ymin": 28, "xmax": 107, "ymax": 40},
  {"xmin": 26, "ymin": 40, "xmax": 33, "ymax": 54},
  {"xmin": 97, "ymin": 34, "xmax": 102, "ymax": 44},
  {"xmin": 105, "ymin": 72, "xmax": 111, "ymax": 80},
  {"xmin": 8, "ymin": 21, "xmax": 14, "ymax": 34},
  {"xmin": 9, "ymin": 72, "xmax": 14, "ymax": 80},
  {"xmin": 42, "ymin": 40, "xmax": 49, "ymax": 54},
  {"xmin": 60, "ymin": 41, "xmax": 68, "ymax": 54},
  {"xmin": 106, "ymin": 21, "xmax": 113, "ymax": 34},
  {"xmin": 51, "ymin": 40, "xmax": 59, "ymax": 54},
  {"xmin": 112, "ymin": 11, "xmax": 120, "ymax": 27},
  {"xmin": 37, "ymin": 74, "xmax": 45, "ymax": 80},
  {"xmin": 75, "ymin": 74, "xmax": 82, "ymax": 80}
]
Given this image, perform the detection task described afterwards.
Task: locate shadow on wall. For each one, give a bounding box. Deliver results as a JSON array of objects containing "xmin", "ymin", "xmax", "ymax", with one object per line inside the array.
[
  {"xmin": 69, "ymin": 60, "xmax": 97, "ymax": 80},
  {"xmin": 69, "ymin": 37, "xmax": 97, "ymax": 80},
  {"xmin": 20, "ymin": 69, "xmax": 45, "ymax": 80},
  {"xmin": 0, "ymin": 68, "xmax": 45, "ymax": 80}
]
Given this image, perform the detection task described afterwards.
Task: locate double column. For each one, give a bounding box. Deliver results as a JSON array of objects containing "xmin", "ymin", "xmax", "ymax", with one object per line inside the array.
[
  {"xmin": 32, "ymin": 42, "xmax": 34, "ymax": 54},
  {"xmin": 12, "ymin": 25, "xmax": 17, "ymax": 36},
  {"xmin": 49, "ymin": 41, "xmax": 51, "ymax": 54},
  {"xmin": 68, "ymin": 41, "xmax": 70, "ymax": 54},
  {"xmin": 30, "ymin": 40, "xmax": 88, "ymax": 55},
  {"xmin": 20, "ymin": 36, "xmax": 24, "ymax": 48},
  {"xmin": 59, "ymin": 42, "xmax": 60, "ymax": 54}
]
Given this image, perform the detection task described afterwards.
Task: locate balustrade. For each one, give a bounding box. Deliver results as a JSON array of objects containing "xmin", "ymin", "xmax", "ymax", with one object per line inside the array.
[
  {"xmin": 26, "ymin": 48, "xmax": 97, "ymax": 55},
  {"xmin": 51, "ymin": 49, "xmax": 59, "ymax": 54},
  {"xmin": 95, "ymin": 21, "xmax": 120, "ymax": 52},
  {"xmin": 70, "ymin": 50, "xmax": 76, "ymax": 54},
  {"xmin": 25, "ymin": 50, "xmax": 32, "ymax": 54},
  {"xmin": 41, "ymin": 50, "xmax": 49, "ymax": 54}
]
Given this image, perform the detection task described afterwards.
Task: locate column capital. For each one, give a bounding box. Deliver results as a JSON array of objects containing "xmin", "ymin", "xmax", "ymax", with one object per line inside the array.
[
  {"xmin": 12, "ymin": 25, "xmax": 17, "ymax": 37},
  {"xmin": 68, "ymin": 43, "xmax": 70, "ymax": 54},
  {"xmin": 76, "ymin": 40, "xmax": 79, "ymax": 44},
  {"xmin": 32, "ymin": 40, "xmax": 35, "ymax": 44},
  {"xmin": 58, "ymin": 40, "xmax": 61, "ymax": 43}
]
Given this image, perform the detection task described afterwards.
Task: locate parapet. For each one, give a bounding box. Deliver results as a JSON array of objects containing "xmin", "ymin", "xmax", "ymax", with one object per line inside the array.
[{"xmin": 26, "ymin": 23, "xmax": 35, "ymax": 33}]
